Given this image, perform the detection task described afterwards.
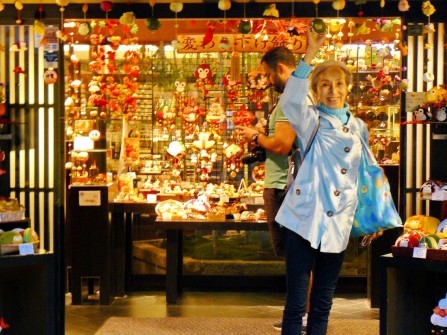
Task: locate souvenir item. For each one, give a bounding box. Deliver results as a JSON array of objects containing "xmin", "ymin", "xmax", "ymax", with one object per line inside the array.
[
  {"xmin": 430, "ymin": 293, "xmax": 447, "ymax": 333},
  {"xmin": 194, "ymin": 60, "xmax": 213, "ymax": 101}
]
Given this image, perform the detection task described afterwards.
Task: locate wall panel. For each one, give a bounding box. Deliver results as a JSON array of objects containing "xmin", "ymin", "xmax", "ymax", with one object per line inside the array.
[
  {"xmin": 402, "ymin": 23, "xmax": 445, "ymax": 218},
  {"xmin": 1, "ymin": 25, "xmax": 62, "ymax": 253}
]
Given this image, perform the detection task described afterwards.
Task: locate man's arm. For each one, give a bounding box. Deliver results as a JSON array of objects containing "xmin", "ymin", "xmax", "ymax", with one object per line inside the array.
[
  {"xmin": 257, "ymin": 121, "xmax": 296, "ymax": 155},
  {"xmin": 235, "ymin": 122, "xmax": 296, "ymax": 156}
]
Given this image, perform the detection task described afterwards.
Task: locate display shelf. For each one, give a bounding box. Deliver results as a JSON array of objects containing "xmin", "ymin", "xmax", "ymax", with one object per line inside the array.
[
  {"xmin": 380, "ymin": 254, "xmax": 447, "ymax": 335},
  {"xmin": 0, "ymin": 218, "xmax": 30, "ymax": 231}
]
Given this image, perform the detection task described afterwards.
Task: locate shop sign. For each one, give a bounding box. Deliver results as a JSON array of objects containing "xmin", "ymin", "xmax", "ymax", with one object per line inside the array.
[{"xmin": 177, "ymin": 34, "xmax": 307, "ymax": 53}]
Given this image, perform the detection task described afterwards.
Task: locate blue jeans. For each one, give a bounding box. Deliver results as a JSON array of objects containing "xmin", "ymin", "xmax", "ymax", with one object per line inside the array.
[{"xmin": 281, "ymin": 229, "xmax": 345, "ymax": 335}]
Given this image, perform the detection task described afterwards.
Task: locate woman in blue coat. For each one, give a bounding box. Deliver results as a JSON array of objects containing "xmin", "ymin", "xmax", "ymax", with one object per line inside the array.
[{"xmin": 276, "ymin": 29, "xmax": 369, "ymax": 335}]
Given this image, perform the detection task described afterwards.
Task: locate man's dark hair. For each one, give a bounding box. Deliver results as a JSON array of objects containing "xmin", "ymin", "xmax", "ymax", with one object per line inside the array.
[{"xmin": 261, "ymin": 47, "xmax": 296, "ymax": 72}]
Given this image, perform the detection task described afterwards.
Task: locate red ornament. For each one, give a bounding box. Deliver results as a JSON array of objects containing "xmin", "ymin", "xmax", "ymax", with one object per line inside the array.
[
  {"xmin": 0, "ymin": 103, "xmax": 5, "ymax": 117},
  {"xmin": 100, "ymin": 1, "xmax": 112, "ymax": 12}
]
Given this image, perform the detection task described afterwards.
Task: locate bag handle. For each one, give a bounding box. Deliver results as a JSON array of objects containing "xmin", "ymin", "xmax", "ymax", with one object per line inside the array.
[{"xmin": 356, "ymin": 130, "xmax": 378, "ymax": 166}]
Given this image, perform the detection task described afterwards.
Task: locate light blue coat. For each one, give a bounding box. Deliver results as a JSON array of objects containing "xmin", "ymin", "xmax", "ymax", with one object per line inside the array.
[{"xmin": 276, "ymin": 75, "xmax": 369, "ymax": 253}]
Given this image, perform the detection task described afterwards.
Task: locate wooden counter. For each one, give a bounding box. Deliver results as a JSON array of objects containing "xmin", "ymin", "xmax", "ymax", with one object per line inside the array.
[
  {"xmin": 155, "ymin": 217, "xmax": 268, "ymax": 303},
  {"xmin": 380, "ymin": 253, "xmax": 447, "ymax": 335},
  {"xmin": 108, "ymin": 201, "xmax": 156, "ymax": 296}
]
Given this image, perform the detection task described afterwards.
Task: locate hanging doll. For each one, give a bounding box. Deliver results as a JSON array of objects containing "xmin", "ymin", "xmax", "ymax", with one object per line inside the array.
[
  {"xmin": 172, "ymin": 78, "xmax": 190, "ymax": 117},
  {"xmin": 182, "ymin": 98, "xmax": 205, "ymax": 138},
  {"xmin": 223, "ymin": 70, "xmax": 241, "ymax": 107},
  {"xmin": 194, "ymin": 60, "xmax": 214, "ymax": 102}
]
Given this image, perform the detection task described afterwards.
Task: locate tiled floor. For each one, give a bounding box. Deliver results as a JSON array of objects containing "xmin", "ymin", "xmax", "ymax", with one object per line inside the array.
[{"xmin": 65, "ymin": 288, "xmax": 379, "ymax": 334}]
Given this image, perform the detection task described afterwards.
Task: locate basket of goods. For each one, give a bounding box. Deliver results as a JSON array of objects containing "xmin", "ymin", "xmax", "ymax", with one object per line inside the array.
[
  {"xmin": 207, "ymin": 205, "xmax": 226, "ymax": 221},
  {"xmin": 391, "ymin": 215, "xmax": 447, "ymax": 261},
  {"xmin": 0, "ymin": 228, "xmax": 39, "ymax": 255},
  {"xmin": 155, "ymin": 199, "xmax": 186, "ymax": 219},
  {"xmin": 0, "ymin": 198, "xmax": 25, "ymax": 222}
]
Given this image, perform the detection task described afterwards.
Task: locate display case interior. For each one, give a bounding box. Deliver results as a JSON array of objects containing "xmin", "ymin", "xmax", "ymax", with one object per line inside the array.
[{"xmin": 63, "ymin": 17, "xmax": 403, "ymax": 279}]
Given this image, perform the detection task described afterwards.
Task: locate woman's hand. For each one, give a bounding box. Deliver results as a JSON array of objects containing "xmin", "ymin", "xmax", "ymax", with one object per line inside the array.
[{"xmin": 302, "ymin": 29, "xmax": 327, "ymax": 65}]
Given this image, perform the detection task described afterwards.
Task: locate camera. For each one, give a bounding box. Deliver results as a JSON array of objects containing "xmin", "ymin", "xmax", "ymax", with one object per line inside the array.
[{"xmin": 241, "ymin": 146, "xmax": 266, "ymax": 164}]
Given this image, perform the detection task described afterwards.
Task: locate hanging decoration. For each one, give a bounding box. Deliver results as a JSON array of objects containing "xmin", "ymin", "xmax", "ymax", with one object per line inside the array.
[
  {"xmin": 155, "ymin": 98, "xmax": 176, "ymax": 133},
  {"xmin": 182, "ymin": 98, "xmax": 204, "ymax": 137},
  {"xmin": 233, "ymin": 104, "xmax": 255, "ymax": 127},
  {"xmin": 206, "ymin": 98, "xmax": 226, "ymax": 135},
  {"xmin": 263, "ymin": 4, "xmax": 279, "ymax": 18},
  {"xmin": 218, "ymin": 0, "xmax": 231, "ymax": 11},
  {"xmin": 238, "ymin": 2, "xmax": 251, "ymax": 34},
  {"xmin": 169, "ymin": 1, "xmax": 183, "ymax": 47},
  {"xmin": 192, "ymin": 131, "xmax": 217, "ymax": 181},
  {"xmin": 312, "ymin": 0, "xmax": 320, "ymax": 17},
  {"xmin": 13, "ymin": 66, "xmax": 26, "ymax": 75},
  {"xmin": 332, "ymin": 0, "xmax": 346, "ymax": 11},
  {"xmin": 146, "ymin": 0, "xmax": 161, "ymax": 31},
  {"xmin": 398, "ymin": 0, "xmax": 410, "ymax": 12},
  {"xmin": 56, "ymin": 0, "xmax": 70, "ymax": 42},
  {"xmin": 0, "ymin": 316, "xmax": 10, "ymax": 331},
  {"xmin": 173, "ymin": 77, "xmax": 190, "ymax": 117},
  {"xmin": 78, "ymin": 4, "xmax": 92, "ymax": 36},
  {"xmin": 223, "ymin": 140, "xmax": 243, "ymax": 179},
  {"xmin": 9, "ymin": 41, "xmax": 27, "ymax": 52},
  {"xmin": 224, "ymin": 70, "xmax": 241, "ymax": 108},
  {"xmin": 166, "ymin": 137, "xmax": 186, "ymax": 177},
  {"xmin": 201, "ymin": 21, "xmax": 216, "ymax": 48},
  {"xmin": 100, "ymin": 0, "xmax": 112, "ymax": 13},
  {"xmin": 33, "ymin": 5, "xmax": 46, "ymax": 35},
  {"xmin": 194, "ymin": 59, "xmax": 214, "ymax": 102},
  {"xmin": 246, "ymin": 69, "xmax": 269, "ymax": 110},
  {"xmin": 422, "ymin": 0, "xmax": 436, "ymax": 83},
  {"xmin": 14, "ymin": 0, "xmax": 23, "ymax": 24},
  {"xmin": 422, "ymin": 1, "xmax": 436, "ymax": 35}
]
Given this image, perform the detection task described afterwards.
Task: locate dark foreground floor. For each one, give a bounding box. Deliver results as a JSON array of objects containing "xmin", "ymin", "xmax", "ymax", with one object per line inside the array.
[{"xmin": 65, "ymin": 289, "xmax": 379, "ymax": 335}]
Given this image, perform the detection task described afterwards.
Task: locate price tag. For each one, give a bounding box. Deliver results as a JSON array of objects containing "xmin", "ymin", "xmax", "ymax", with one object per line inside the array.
[
  {"xmin": 254, "ymin": 196, "xmax": 264, "ymax": 205},
  {"xmin": 432, "ymin": 192, "xmax": 444, "ymax": 201},
  {"xmin": 220, "ymin": 195, "xmax": 230, "ymax": 203},
  {"xmin": 146, "ymin": 194, "xmax": 157, "ymax": 203},
  {"xmin": 180, "ymin": 181, "xmax": 191, "ymax": 188},
  {"xmin": 413, "ymin": 247, "xmax": 427, "ymax": 259},
  {"xmin": 19, "ymin": 243, "xmax": 35, "ymax": 255}
]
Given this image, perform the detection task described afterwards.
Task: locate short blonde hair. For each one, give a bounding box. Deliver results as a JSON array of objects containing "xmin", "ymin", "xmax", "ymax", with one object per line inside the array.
[{"xmin": 310, "ymin": 60, "xmax": 352, "ymax": 94}]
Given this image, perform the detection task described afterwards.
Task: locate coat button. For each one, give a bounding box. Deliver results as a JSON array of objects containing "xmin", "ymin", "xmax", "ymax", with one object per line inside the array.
[
  {"xmin": 327, "ymin": 211, "xmax": 334, "ymax": 217},
  {"xmin": 341, "ymin": 168, "xmax": 347, "ymax": 174},
  {"xmin": 334, "ymin": 190, "xmax": 341, "ymax": 196},
  {"xmin": 343, "ymin": 127, "xmax": 349, "ymax": 133},
  {"xmin": 344, "ymin": 147, "xmax": 350, "ymax": 153},
  {"xmin": 295, "ymin": 189, "xmax": 301, "ymax": 195}
]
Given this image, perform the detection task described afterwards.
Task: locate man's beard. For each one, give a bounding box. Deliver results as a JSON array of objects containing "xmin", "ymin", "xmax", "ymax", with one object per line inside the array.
[{"xmin": 274, "ymin": 73, "xmax": 285, "ymax": 93}]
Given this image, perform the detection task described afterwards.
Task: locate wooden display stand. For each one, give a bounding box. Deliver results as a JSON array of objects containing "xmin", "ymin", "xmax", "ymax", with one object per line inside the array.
[
  {"xmin": 67, "ymin": 185, "xmax": 112, "ymax": 305},
  {"xmin": 0, "ymin": 252, "xmax": 56, "ymax": 335}
]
